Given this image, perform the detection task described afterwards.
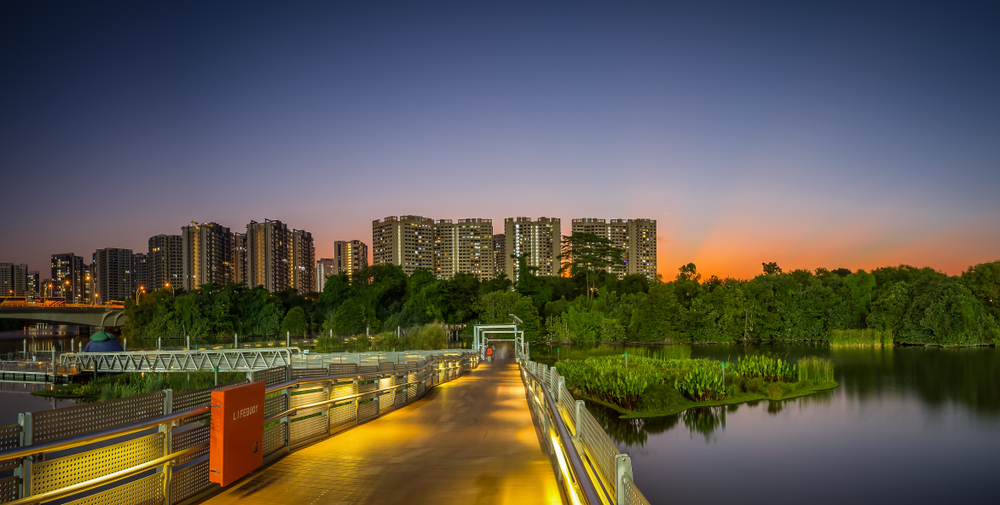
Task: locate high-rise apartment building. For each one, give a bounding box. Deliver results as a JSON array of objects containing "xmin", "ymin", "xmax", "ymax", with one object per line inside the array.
[
  {"xmin": 93, "ymin": 248, "xmax": 134, "ymax": 302},
  {"xmin": 456, "ymin": 218, "xmax": 494, "ymax": 281},
  {"xmin": 290, "ymin": 229, "xmax": 315, "ymax": 293},
  {"xmin": 627, "ymin": 219, "xmax": 657, "ymax": 280},
  {"xmin": 246, "ymin": 219, "xmax": 289, "ymax": 292},
  {"xmin": 51, "ymin": 253, "xmax": 87, "ymax": 302},
  {"xmin": 430, "ymin": 219, "xmax": 494, "ymax": 280},
  {"xmin": 433, "ymin": 220, "xmax": 459, "ymax": 279},
  {"xmin": 182, "ymin": 222, "xmax": 234, "ymax": 290},
  {"xmin": 232, "ymin": 233, "xmax": 247, "ymax": 284},
  {"xmin": 570, "ymin": 218, "xmax": 657, "ymax": 280},
  {"xmin": 316, "ymin": 258, "xmax": 336, "ymax": 292},
  {"xmin": 333, "ymin": 240, "xmax": 368, "ymax": 280},
  {"xmin": 372, "ymin": 216, "xmax": 434, "ymax": 276},
  {"xmin": 148, "ymin": 235, "xmax": 183, "ymax": 291},
  {"xmin": 504, "ymin": 217, "xmax": 561, "ymax": 279},
  {"xmin": 493, "ymin": 234, "xmax": 506, "ymax": 278},
  {"xmin": 0, "ymin": 263, "xmax": 28, "ymax": 296},
  {"xmin": 133, "ymin": 253, "xmax": 151, "ymax": 292},
  {"xmin": 245, "ymin": 220, "xmax": 315, "ymax": 293},
  {"xmin": 27, "ymin": 271, "xmax": 40, "ymax": 297}
]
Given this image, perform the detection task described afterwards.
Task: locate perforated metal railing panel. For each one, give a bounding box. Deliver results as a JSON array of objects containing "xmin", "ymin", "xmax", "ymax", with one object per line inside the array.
[
  {"xmin": 62, "ymin": 471, "xmax": 163, "ymax": 505},
  {"xmin": 264, "ymin": 393, "xmax": 287, "ymax": 418},
  {"xmin": 622, "ymin": 474, "xmax": 652, "ymax": 505},
  {"xmin": 250, "ymin": 366, "xmax": 288, "ymax": 386},
  {"xmin": 32, "ymin": 432, "xmax": 165, "ymax": 495},
  {"xmin": 172, "ymin": 380, "xmax": 250, "ymax": 412},
  {"xmin": 170, "ymin": 459, "xmax": 212, "ymax": 504},
  {"xmin": 263, "ymin": 423, "xmax": 285, "ymax": 456},
  {"xmin": 0, "ymin": 476, "xmax": 19, "ymax": 503},
  {"xmin": 290, "ymin": 389, "xmax": 326, "ymax": 415},
  {"xmin": 329, "ymin": 363, "xmax": 357, "ymax": 375},
  {"xmin": 290, "ymin": 412, "xmax": 328, "ymax": 446},
  {"xmin": 31, "ymin": 392, "xmax": 165, "ymax": 443},
  {"xmin": 329, "ymin": 402, "xmax": 356, "ymax": 429},
  {"xmin": 328, "ymin": 381, "xmax": 355, "ymax": 401},
  {"xmin": 0, "ymin": 424, "xmax": 19, "ymax": 452},
  {"xmin": 579, "ymin": 400, "xmax": 620, "ymax": 498},
  {"xmin": 173, "ymin": 425, "xmax": 209, "ymax": 465},
  {"xmin": 358, "ymin": 396, "xmax": 377, "ymax": 421}
]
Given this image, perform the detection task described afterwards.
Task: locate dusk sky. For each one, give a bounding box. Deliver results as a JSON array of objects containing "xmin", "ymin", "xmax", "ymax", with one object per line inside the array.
[{"xmin": 2, "ymin": 1, "xmax": 998, "ymax": 280}]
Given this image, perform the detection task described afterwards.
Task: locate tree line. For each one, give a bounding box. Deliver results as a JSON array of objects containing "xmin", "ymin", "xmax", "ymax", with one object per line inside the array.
[{"xmin": 123, "ymin": 233, "xmax": 1000, "ymax": 347}]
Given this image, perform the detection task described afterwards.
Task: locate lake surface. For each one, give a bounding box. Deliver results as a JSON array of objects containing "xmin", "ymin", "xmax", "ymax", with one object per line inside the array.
[{"xmin": 569, "ymin": 344, "xmax": 1000, "ymax": 505}]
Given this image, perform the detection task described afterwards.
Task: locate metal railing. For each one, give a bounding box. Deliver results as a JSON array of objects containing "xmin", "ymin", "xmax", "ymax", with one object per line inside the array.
[
  {"xmin": 58, "ymin": 348, "xmax": 296, "ymax": 373},
  {"xmin": 520, "ymin": 359, "xmax": 651, "ymax": 505},
  {"xmin": 0, "ymin": 352, "xmax": 479, "ymax": 505}
]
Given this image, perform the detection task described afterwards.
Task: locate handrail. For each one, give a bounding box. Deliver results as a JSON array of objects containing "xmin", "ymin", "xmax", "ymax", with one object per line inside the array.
[
  {"xmin": 522, "ymin": 365, "xmax": 604, "ymax": 505},
  {"xmin": 4, "ymin": 443, "xmax": 206, "ymax": 505},
  {"xmin": 0, "ymin": 404, "xmax": 209, "ymax": 462},
  {"xmin": 264, "ymin": 377, "xmax": 429, "ymax": 424}
]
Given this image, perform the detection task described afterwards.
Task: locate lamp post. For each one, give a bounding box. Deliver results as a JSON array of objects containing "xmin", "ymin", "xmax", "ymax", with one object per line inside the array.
[
  {"xmin": 135, "ymin": 286, "xmax": 145, "ymax": 303},
  {"xmin": 165, "ymin": 282, "xmax": 174, "ymax": 296}
]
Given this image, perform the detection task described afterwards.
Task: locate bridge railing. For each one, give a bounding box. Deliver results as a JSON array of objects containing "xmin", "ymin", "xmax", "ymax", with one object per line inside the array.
[
  {"xmin": 520, "ymin": 358, "xmax": 651, "ymax": 505},
  {"xmin": 0, "ymin": 352, "xmax": 479, "ymax": 505}
]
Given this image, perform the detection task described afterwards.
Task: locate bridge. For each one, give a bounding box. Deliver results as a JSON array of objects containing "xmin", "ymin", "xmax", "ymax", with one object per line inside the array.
[
  {"xmin": 0, "ymin": 305, "xmax": 126, "ymax": 327},
  {"xmin": 0, "ymin": 334, "xmax": 650, "ymax": 504}
]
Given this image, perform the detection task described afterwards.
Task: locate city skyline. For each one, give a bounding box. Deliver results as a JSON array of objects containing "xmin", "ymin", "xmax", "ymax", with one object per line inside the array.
[{"xmin": 2, "ymin": 2, "xmax": 998, "ymax": 281}]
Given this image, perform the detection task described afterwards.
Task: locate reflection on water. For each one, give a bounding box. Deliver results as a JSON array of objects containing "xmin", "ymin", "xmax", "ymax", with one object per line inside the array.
[{"xmin": 582, "ymin": 344, "xmax": 1000, "ymax": 505}]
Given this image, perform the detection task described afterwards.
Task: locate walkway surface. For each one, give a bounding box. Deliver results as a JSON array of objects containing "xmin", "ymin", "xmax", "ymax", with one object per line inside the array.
[{"xmin": 201, "ymin": 355, "xmax": 562, "ymax": 505}]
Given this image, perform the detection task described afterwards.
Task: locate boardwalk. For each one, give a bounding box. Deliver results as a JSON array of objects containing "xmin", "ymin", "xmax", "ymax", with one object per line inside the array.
[{"xmin": 202, "ymin": 356, "xmax": 563, "ymax": 505}]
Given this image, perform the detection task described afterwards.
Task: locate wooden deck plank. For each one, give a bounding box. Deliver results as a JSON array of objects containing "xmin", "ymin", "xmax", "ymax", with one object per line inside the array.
[{"xmin": 200, "ymin": 358, "xmax": 562, "ymax": 505}]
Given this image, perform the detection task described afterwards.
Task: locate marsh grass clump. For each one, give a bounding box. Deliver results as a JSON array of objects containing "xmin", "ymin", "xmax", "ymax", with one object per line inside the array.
[
  {"xmin": 733, "ymin": 355, "xmax": 795, "ymax": 382},
  {"xmin": 829, "ymin": 329, "xmax": 893, "ymax": 348},
  {"xmin": 797, "ymin": 356, "xmax": 835, "ymax": 382}
]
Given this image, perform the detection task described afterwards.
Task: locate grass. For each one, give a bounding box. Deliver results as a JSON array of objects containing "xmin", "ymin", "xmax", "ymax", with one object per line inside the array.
[
  {"xmin": 557, "ymin": 354, "xmax": 838, "ymax": 419},
  {"xmin": 828, "ymin": 329, "xmax": 893, "ymax": 348}
]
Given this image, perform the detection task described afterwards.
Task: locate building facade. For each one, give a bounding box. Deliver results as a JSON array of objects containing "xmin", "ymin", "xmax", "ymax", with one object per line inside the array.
[
  {"xmin": 181, "ymin": 222, "xmax": 234, "ymax": 290},
  {"xmin": 27, "ymin": 271, "xmax": 40, "ymax": 297},
  {"xmin": 93, "ymin": 248, "xmax": 134, "ymax": 302},
  {"xmin": 0, "ymin": 263, "xmax": 28, "ymax": 296},
  {"xmin": 50, "ymin": 253, "xmax": 87, "ymax": 302},
  {"xmin": 455, "ymin": 218, "xmax": 494, "ymax": 281},
  {"xmin": 372, "ymin": 216, "xmax": 434, "ymax": 276},
  {"xmin": 504, "ymin": 217, "xmax": 561, "ymax": 279},
  {"xmin": 432, "ymin": 220, "xmax": 459, "ymax": 279},
  {"xmin": 133, "ymin": 253, "xmax": 151, "ymax": 292},
  {"xmin": 148, "ymin": 235, "xmax": 183, "ymax": 292},
  {"xmin": 333, "ymin": 240, "xmax": 368, "ymax": 280},
  {"xmin": 232, "ymin": 233, "xmax": 247, "ymax": 285},
  {"xmin": 246, "ymin": 219, "xmax": 289, "ymax": 292},
  {"xmin": 290, "ymin": 229, "xmax": 315, "ymax": 293},
  {"xmin": 316, "ymin": 258, "xmax": 336, "ymax": 292},
  {"xmin": 493, "ymin": 234, "xmax": 506, "ymax": 278}
]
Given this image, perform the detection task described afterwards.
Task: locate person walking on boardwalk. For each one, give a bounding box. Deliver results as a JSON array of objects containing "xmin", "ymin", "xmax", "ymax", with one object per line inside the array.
[{"xmin": 486, "ymin": 346, "xmax": 493, "ymax": 362}]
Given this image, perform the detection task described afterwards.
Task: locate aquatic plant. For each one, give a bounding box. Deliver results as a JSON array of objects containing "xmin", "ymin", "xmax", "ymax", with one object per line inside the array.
[
  {"xmin": 733, "ymin": 355, "xmax": 795, "ymax": 382},
  {"xmin": 828, "ymin": 329, "xmax": 893, "ymax": 348},
  {"xmin": 797, "ymin": 356, "xmax": 835, "ymax": 382},
  {"xmin": 675, "ymin": 365, "xmax": 726, "ymax": 401}
]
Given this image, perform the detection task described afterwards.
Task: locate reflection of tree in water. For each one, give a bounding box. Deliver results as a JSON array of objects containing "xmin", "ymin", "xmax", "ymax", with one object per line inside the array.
[
  {"xmin": 682, "ymin": 406, "xmax": 728, "ymax": 441},
  {"xmin": 584, "ymin": 401, "xmax": 679, "ymax": 447}
]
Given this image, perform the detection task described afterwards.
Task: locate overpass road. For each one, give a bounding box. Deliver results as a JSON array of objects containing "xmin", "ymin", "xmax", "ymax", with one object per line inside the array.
[{"xmin": 201, "ymin": 356, "xmax": 562, "ymax": 505}]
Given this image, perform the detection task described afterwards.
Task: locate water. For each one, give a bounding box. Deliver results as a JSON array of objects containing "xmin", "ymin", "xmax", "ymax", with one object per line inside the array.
[{"xmin": 572, "ymin": 344, "xmax": 1000, "ymax": 505}]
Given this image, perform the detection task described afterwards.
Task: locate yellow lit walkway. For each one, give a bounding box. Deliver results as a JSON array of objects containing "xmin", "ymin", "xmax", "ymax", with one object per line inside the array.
[{"xmin": 201, "ymin": 356, "xmax": 563, "ymax": 505}]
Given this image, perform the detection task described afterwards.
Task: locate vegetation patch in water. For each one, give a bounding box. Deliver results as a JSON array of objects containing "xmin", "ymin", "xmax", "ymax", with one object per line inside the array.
[
  {"xmin": 829, "ymin": 329, "xmax": 893, "ymax": 348},
  {"xmin": 556, "ymin": 354, "xmax": 837, "ymax": 418}
]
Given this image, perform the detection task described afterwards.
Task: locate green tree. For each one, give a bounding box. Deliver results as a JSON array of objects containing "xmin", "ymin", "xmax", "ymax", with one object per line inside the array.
[
  {"xmin": 561, "ymin": 232, "xmax": 625, "ymax": 299},
  {"xmin": 280, "ymin": 306, "xmax": 309, "ymax": 336}
]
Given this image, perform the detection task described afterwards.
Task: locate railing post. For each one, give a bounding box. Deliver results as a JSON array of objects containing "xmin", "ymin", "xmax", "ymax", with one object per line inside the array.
[
  {"xmin": 615, "ymin": 453, "xmax": 633, "ymax": 505},
  {"xmin": 283, "ymin": 387, "xmax": 292, "ymax": 453},
  {"xmin": 160, "ymin": 389, "xmax": 173, "ymax": 504},
  {"xmin": 573, "ymin": 400, "xmax": 585, "ymax": 441},
  {"xmin": 555, "ymin": 376, "xmax": 565, "ymax": 403},
  {"xmin": 17, "ymin": 412, "xmax": 32, "ymax": 498}
]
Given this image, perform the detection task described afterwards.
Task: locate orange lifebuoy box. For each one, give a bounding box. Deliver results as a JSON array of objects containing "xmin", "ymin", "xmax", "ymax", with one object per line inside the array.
[{"xmin": 209, "ymin": 381, "xmax": 265, "ymax": 486}]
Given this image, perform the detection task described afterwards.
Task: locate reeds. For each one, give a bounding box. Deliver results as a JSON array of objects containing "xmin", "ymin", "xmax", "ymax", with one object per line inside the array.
[
  {"xmin": 829, "ymin": 329, "xmax": 893, "ymax": 348},
  {"xmin": 797, "ymin": 356, "xmax": 835, "ymax": 382},
  {"xmin": 732, "ymin": 355, "xmax": 795, "ymax": 382}
]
